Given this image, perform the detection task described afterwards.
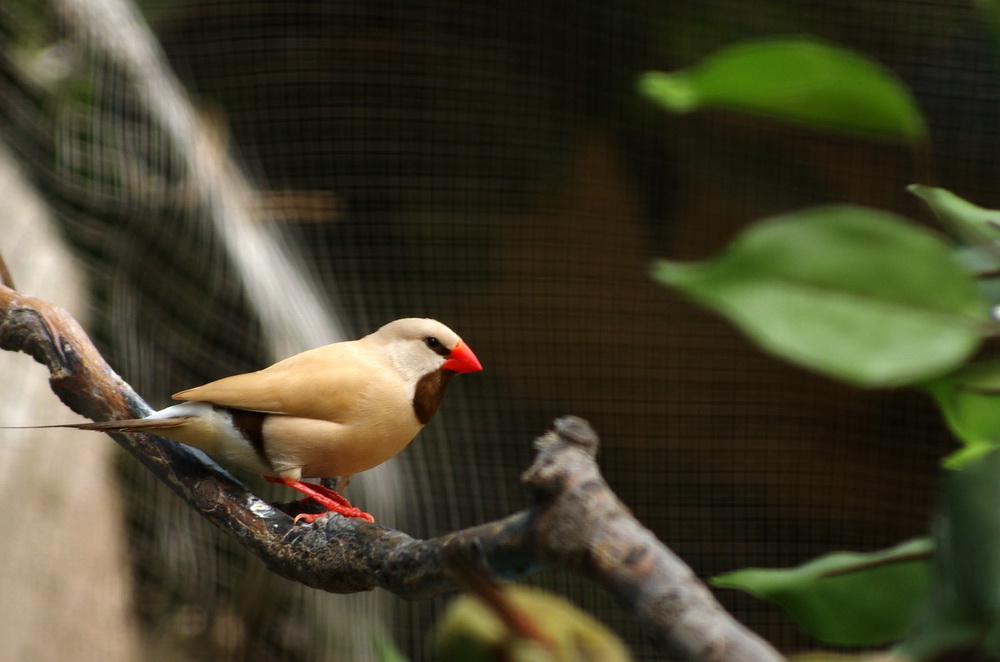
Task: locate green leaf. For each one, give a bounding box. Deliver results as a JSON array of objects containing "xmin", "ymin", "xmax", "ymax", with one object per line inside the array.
[
  {"xmin": 976, "ymin": 0, "xmax": 1000, "ymax": 49},
  {"xmin": 909, "ymin": 185, "xmax": 1000, "ymax": 307},
  {"xmin": 909, "ymin": 184, "xmax": 1000, "ymax": 247},
  {"xmin": 896, "ymin": 448, "xmax": 1000, "ymax": 659},
  {"xmin": 373, "ymin": 633, "xmax": 410, "ymax": 662},
  {"xmin": 652, "ymin": 206, "xmax": 988, "ymax": 387},
  {"xmin": 924, "ymin": 358, "xmax": 1000, "ymax": 468},
  {"xmin": 713, "ymin": 538, "xmax": 932, "ymax": 646},
  {"xmin": 639, "ymin": 37, "xmax": 927, "ymax": 142}
]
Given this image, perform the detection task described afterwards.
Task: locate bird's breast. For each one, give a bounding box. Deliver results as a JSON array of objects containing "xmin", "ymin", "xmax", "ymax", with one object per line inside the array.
[{"xmin": 261, "ymin": 411, "xmax": 424, "ymax": 479}]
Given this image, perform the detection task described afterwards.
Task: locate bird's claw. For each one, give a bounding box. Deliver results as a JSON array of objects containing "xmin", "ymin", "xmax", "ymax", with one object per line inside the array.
[
  {"xmin": 292, "ymin": 506, "xmax": 375, "ymax": 524},
  {"xmin": 265, "ymin": 476, "xmax": 374, "ymax": 523}
]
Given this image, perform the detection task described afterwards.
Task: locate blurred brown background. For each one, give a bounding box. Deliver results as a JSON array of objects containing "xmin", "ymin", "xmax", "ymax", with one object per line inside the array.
[{"xmin": 0, "ymin": 0, "xmax": 995, "ymax": 660}]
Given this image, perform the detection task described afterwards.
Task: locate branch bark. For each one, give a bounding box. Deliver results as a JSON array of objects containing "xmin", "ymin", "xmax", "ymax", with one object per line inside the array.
[{"xmin": 0, "ymin": 282, "xmax": 783, "ymax": 662}]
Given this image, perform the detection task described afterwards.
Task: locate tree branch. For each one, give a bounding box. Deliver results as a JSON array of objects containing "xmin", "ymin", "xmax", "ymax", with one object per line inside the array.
[{"xmin": 0, "ymin": 282, "xmax": 783, "ymax": 662}]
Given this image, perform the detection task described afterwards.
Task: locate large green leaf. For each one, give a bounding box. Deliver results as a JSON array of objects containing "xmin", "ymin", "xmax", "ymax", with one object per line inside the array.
[
  {"xmin": 896, "ymin": 448, "xmax": 1000, "ymax": 660},
  {"xmin": 713, "ymin": 538, "xmax": 932, "ymax": 646},
  {"xmin": 638, "ymin": 37, "xmax": 927, "ymax": 142},
  {"xmin": 652, "ymin": 206, "xmax": 988, "ymax": 386}
]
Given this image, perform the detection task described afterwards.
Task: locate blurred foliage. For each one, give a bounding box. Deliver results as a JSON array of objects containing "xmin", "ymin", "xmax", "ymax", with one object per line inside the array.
[
  {"xmin": 653, "ymin": 206, "xmax": 986, "ymax": 387},
  {"xmin": 924, "ymin": 357, "xmax": 1000, "ymax": 468},
  {"xmin": 896, "ymin": 448, "xmax": 1000, "ymax": 660},
  {"xmin": 435, "ymin": 585, "xmax": 632, "ymax": 662},
  {"xmin": 713, "ymin": 539, "xmax": 932, "ymax": 647},
  {"xmin": 640, "ymin": 38, "xmax": 927, "ymax": 142},
  {"xmin": 645, "ymin": 13, "xmax": 1000, "ymax": 661}
]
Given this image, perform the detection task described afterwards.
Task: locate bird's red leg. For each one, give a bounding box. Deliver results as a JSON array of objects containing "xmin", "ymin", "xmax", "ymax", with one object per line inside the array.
[{"xmin": 264, "ymin": 476, "xmax": 375, "ymax": 523}]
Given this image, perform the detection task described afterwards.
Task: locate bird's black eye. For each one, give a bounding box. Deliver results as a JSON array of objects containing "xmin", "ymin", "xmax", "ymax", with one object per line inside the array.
[{"xmin": 424, "ymin": 336, "xmax": 449, "ymax": 357}]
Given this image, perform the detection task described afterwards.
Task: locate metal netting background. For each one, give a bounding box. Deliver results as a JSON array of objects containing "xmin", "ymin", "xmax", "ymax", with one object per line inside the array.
[{"xmin": 1, "ymin": 0, "xmax": 996, "ymax": 660}]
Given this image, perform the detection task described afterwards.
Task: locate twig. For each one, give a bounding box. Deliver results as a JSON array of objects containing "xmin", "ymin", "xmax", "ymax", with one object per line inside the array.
[
  {"xmin": 443, "ymin": 542, "xmax": 556, "ymax": 651},
  {"xmin": 0, "ymin": 282, "xmax": 783, "ymax": 662}
]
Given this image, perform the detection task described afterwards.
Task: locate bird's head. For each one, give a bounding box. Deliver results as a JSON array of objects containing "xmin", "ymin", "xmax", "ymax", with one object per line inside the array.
[{"xmin": 369, "ymin": 318, "xmax": 483, "ymax": 382}]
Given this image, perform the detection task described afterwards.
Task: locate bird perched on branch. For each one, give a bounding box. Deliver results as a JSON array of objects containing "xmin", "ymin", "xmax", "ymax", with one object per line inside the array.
[{"xmin": 28, "ymin": 318, "xmax": 482, "ymax": 523}]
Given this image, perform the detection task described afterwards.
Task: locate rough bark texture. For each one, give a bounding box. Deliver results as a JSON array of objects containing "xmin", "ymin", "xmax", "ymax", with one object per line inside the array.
[{"xmin": 0, "ymin": 283, "xmax": 783, "ymax": 662}]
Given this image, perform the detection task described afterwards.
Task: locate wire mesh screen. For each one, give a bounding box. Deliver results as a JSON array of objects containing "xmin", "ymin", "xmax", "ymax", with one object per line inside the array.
[{"xmin": 0, "ymin": 0, "xmax": 995, "ymax": 660}]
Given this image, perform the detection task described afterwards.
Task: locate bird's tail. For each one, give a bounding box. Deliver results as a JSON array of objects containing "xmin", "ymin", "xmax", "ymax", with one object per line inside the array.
[{"xmin": 3, "ymin": 418, "xmax": 189, "ymax": 432}]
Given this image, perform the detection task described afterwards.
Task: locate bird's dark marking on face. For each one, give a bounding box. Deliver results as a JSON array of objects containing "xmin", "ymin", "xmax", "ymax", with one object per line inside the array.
[
  {"xmin": 424, "ymin": 336, "xmax": 450, "ymax": 358},
  {"xmin": 413, "ymin": 370, "xmax": 457, "ymax": 424},
  {"xmin": 224, "ymin": 407, "xmax": 272, "ymax": 470}
]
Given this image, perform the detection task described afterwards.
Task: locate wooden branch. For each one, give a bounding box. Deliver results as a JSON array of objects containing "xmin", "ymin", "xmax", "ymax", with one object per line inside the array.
[{"xmin": 0, "ymin": 282, "xmax": 783, "ymax": 662}]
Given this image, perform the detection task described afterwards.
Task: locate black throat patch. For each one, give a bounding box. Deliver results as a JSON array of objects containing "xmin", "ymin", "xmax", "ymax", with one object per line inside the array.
[
  {"xmin": 224, "ymin": 407, "xmax": 273, "ymax": 470},
  {"xmin": 412, "ymin": 370, "xmax": 457, "ymax": 424}
]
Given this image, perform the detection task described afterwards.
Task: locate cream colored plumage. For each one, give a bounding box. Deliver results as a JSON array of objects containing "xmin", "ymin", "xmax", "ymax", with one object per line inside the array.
[{"xmin": 43, "ymin": 318, "xmax": 483, "ymax": 522}]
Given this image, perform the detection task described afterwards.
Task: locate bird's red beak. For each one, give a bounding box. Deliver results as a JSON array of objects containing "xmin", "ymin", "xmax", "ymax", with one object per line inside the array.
[{"xmin": 442, "ymin": 339, "xmax": 483, "ymax": 373}]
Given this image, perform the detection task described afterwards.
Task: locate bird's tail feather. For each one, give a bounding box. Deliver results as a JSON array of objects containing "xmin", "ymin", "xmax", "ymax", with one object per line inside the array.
[{"xmin": 4, "ymin": 418, "xmax": 189, "ymax": 432}]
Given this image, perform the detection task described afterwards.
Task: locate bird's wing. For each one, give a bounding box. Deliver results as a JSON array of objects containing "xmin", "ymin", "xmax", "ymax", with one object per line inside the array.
[{"xmin": 173, "ymin": 340, "xmax": 396, "ymax": 422}]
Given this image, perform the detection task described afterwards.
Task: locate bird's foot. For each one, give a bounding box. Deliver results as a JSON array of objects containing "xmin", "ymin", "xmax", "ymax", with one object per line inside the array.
[
  {"xmin": 265, "ymin": 476, "xmax": 375, "ymax": 523},
  {"xmin": 292, "ymin": 509, "xmax": 371, "ymax": 525}
]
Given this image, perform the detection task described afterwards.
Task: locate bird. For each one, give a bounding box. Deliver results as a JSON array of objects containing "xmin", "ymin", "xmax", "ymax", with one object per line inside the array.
[{"xmin": 25, "ymin": 318, "xmax": 482, "ymax": 523}]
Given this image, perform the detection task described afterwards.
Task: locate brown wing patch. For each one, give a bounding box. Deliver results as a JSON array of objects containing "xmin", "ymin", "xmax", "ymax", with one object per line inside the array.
[{"xmin": 225, "ymin": 408, "xmax": 272, "ymax": 470}]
